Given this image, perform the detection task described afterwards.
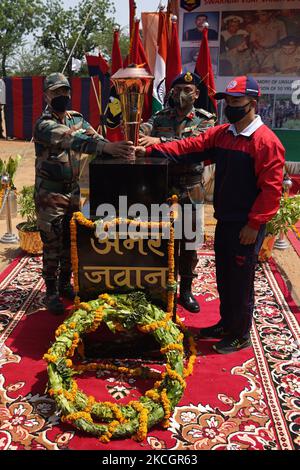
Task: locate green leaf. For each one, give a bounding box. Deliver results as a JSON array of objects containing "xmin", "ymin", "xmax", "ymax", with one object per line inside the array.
[{"xmin": 266, "ymin": 195, "xmax": 300, "ymax": 235}]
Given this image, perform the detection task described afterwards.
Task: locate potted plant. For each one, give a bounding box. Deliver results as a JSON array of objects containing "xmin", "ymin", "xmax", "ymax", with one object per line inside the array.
[
  {"xmin": 17, "ymin": 185, "xmax": 43, "ymax": 255},
  {"xmin": 0, "ymin": 155, "xmax": 21, "ymax": 219},
  {"xmin": 259, "ymin": 194, "xmax": 300, "ymax": 261}
]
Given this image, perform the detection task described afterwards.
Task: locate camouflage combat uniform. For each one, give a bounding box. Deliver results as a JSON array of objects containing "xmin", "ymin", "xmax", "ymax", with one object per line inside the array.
[
  {"xmin": 34, "ymin": 109, "xmax": 107, "ymax": 283},
  {"xmin": 141, "ymin": 105, "xmax": 214, "ymax": 281}
]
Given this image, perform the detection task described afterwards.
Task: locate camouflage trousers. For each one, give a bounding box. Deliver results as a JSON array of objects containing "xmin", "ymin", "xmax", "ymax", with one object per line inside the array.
[
  {"xmin": 177, "ymin": 184, "xmax": 204, "ymax": 281},
  {"xmin": 178, "ymin": 207, "xmax": 199, "ymax": 280},
  {"xmin": 34, "ymin": 182, "xmax": 80, "ymax": 282}
]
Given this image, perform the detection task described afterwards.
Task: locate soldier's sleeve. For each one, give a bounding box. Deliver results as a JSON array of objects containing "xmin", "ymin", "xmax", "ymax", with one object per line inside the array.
[
  {"xmin": 140, "ymin": 115, "xmax": 155, "ymax": 136},
  {"xmin": 34, "ymin": 118, "xmax": 107, "ymax": 156},
  {"xmin": 80, "ymin": 117, "xmax": 109, "ymax": 155}
]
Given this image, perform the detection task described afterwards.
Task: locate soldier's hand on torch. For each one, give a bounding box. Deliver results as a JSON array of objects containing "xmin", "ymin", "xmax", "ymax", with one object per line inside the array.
[
  {"xmin": 134, "ymin": 146, "xmax": 147, "ymax": 158},
  {"xmin": 103, "ymin": 141, "xmax": 135, "ymax": 158},
  {"xmin": 138, "ymin": 136, "xmax": 161, "ymax": 147}
]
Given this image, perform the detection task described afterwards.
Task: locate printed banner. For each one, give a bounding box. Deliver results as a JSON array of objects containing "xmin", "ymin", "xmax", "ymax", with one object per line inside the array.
[{"xmin": 178, "ymin": 0, "xmax": 300, "ymax": 136}]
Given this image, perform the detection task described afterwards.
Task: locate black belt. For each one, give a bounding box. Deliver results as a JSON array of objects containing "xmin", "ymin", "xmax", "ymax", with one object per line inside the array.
[{"xmin": 39, "ymin": 179, "xmax": 78, "ymax": 193}]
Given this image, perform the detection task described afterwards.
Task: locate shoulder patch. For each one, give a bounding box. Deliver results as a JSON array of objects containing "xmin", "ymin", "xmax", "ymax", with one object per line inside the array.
[
  {"xmin": 196, "ymin": 108, "xmax": 215, "ymax": 119},
  {"xmin": 156, "ymin": 107, "xmax": 172, "ymax": 116},
  {"xmin": 39, "ymin": 110, "xmax": 52, "ymax": 120}
]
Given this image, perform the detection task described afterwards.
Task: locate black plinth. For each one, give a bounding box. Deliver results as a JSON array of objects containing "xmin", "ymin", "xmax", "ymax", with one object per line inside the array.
[
  {"xmin": 84, "ymin": 156, "xmax": 178, "ymax": 359},
  {"xmin": 89, "ymin": 157, "xmax": 169, "ymax": 219}
]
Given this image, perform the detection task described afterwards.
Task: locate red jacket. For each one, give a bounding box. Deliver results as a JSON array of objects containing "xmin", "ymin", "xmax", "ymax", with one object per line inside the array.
[{"xmin": 146, "ymin": 123, "xmax": 285, "ymax": 229}]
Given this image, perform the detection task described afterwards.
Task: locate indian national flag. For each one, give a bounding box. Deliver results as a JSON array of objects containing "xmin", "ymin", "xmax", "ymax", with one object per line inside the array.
[{"xmin": 152, "ymin": 12, "xmax": 168, "ymax": 114}]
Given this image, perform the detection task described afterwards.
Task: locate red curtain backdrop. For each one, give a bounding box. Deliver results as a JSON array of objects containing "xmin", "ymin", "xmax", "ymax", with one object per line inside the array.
[{"xmin": 4, "ymin": 76, "xmax": 101, "ymax": 140}]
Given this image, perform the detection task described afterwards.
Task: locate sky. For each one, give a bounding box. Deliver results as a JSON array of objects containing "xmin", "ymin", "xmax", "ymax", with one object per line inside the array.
[{"xmin": 63, "ymin": 0, "xmax": 162, "ymax": 28}]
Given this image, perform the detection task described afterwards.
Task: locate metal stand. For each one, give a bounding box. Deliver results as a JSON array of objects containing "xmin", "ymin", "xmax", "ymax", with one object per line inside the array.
[
  {"xmin": 274, "ymin": 231, "xmax": 289, "ymax": 250},
  {"xmin": 274, "ymin": 174, "xmax": 293, "ymax": 251},
  {"xmin": 0, "ymin": 175, "xmax": 18, "ymax": 244}
]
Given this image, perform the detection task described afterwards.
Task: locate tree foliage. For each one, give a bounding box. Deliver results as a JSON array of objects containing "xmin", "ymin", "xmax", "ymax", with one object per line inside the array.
[
  {"xmin": 93, "ymin": 27, "xmax": 130, "ymax": 61},
  {"xmin": 12, "ymin": 46, "xmax": 58, "ymax": 77},
  {"xmin": 36, "ymin": 0, "xmax": 122, "ymax": 76},
  {"xmin": 0, "ymin": 0, "xmax": 43, "ymax": 76},
  {"xmin": 1, "ymin": 0, "xmax": 131, "ymax": 77}
]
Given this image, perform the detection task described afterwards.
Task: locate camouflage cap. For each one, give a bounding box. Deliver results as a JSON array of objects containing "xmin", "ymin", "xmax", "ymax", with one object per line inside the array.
[{"xmin": 43, "ymin": 73, "xmax": 71, "ymax": 92}]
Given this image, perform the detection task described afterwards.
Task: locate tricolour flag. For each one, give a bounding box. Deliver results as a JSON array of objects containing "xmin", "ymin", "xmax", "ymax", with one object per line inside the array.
[{"xmin": 152, "ymin": 11, "xmax": 168, "ymax": 114}]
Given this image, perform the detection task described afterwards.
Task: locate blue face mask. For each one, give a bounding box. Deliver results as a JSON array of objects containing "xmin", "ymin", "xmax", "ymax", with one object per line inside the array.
[
  {"xmin": 51, "ymin": 95, "xmax": 70, "ymax": 112},
  {"xmin": 224, "ymin": 102, "xmax": 252, "ymax": 124}
]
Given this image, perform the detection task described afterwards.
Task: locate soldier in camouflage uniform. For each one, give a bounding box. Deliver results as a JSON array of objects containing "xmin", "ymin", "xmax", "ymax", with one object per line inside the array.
[
  {"xmin": 140, "ymin": 72, "xmax": 215, "ymax": 313},
  {"xmin": 34, "ymin": 73, "xmax": 133, "ymax": 314}
]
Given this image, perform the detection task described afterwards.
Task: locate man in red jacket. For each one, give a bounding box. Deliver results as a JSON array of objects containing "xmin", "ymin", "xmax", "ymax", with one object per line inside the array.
[{"xmin": 136, "ymin": 76, "xmax": 285, "ymax": 354}]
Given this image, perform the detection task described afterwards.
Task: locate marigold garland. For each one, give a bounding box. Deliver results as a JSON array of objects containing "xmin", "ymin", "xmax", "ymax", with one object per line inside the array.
[
  {"xmin": 63, "ymin": 381, "xmax": 78, "ymax": 402},
  {"xmin": 145, "ymin": 389, "xmax": 160, "ymax": 401},
  {"xmin": 43, "ymin": 353, "xmax": 57, "ymax": 364},
  {"xmin": 160, "ymin": 343, "xmax": 184, "ymax": 354},
  {"xmin": 44, "ymin": 292, "xmax": 195, "ymax": 442},
  {"xmin": 102, "ymin": 402, "xmax": 125, "ymax": 423},
  {"xmin": 73, "ymin": 362, "xmax": 161, "ymax": 380},
  {"xmin": 66, "ymin": 332, "xmax": 80, "ymax": 357},
  {"xmin": 86, "ymin": 306, "xmax": 104, "ymax": 333},
  {"xmin": 292, "ymin": 224, "xmax": 300, "ymax": 239},
  {"xmin": 160, "ymin": 388, "xmax": 171, "ymax": 428},
  {"xmin": 46, "ymin": 202, "xmax": 198, "ymax": 442},
  {"xmin": 184, "ymin": 336, "xmax": 197, "ymax": 378},
  {"xmin": 99, "ymin": 420, "xmax": 120, "ymax": 443},
  {"xmin": 62, "ymin": 411, "xmax": 93, "ymax": 424},
  {"xmin": 129, "ymin": 401, "xmax": 149, "ymax": 442}
]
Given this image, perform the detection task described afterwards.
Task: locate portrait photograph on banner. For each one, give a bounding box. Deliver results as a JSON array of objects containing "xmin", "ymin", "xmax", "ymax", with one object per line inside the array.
[
  {"xmin": 178, "ymin": 0, "xmax": 300, "ymax": 141},
  {"xmin": 219, "ymin": 9, "xmax": 300, "ymax": 76},
  {"xmin": 181, "ymin": 46, "xmax": 219, "ymax": 76},
  {"xmin": 182, "ymin": 11, "xmax": 220, "ymax": 42}
]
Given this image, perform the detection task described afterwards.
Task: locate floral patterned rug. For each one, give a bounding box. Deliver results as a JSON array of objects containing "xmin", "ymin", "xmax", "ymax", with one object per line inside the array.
[{"xmin": 0, "ymin": 253, "xmax": 299, "ymax": 451}]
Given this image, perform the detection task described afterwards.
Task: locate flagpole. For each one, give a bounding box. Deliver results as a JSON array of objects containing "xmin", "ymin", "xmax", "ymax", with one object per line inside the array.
[
  {"xmin": 98, "ymin": 79, "xmax": 106, "ymax": 137},
  {"xmin": 90, "ymin": 76, "xmax": 105, "ymax": 136}
]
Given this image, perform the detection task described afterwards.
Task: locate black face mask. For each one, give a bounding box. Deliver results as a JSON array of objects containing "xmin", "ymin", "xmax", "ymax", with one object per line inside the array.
[
  {"xmin": 51, "ymin": 95, "xmax": 70, "ymax": 113},
  {"xmin": 224, "ymin": 102, "xmax": 252, "ymax": 124}
]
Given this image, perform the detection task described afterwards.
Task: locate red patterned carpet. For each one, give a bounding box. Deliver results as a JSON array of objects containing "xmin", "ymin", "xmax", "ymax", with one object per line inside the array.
[
  {"xmin": 288, "ymin": 221, "xmax": 300, "ymax": 258},
  {"xmin": 0, "ymin": 252, "xmax": 299, "ymax": 451}
]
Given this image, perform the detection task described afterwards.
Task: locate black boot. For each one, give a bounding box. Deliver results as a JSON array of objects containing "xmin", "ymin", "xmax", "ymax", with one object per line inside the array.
[
  {"xmin": 58, "ymin": 272, "xmax": 75, "ymax": 300},
  {"xmin": 44, "ymin": 280, "xmax": 65, "ymax": 315},
  {"xmin": 179, "ymin": 278, "xmax": 200, "ymax": 313}
]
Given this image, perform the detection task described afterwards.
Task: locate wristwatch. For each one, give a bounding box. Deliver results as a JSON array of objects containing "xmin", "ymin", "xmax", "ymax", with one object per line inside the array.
[{"xmin": 160, "ymin": 136, "xmax": 167, "ymax": 143}]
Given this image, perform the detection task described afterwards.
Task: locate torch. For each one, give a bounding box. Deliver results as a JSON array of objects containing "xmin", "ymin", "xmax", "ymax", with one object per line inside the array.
[{"xmin": 111, "ymin": 65, "xmax": 154, "ymax": 158}]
